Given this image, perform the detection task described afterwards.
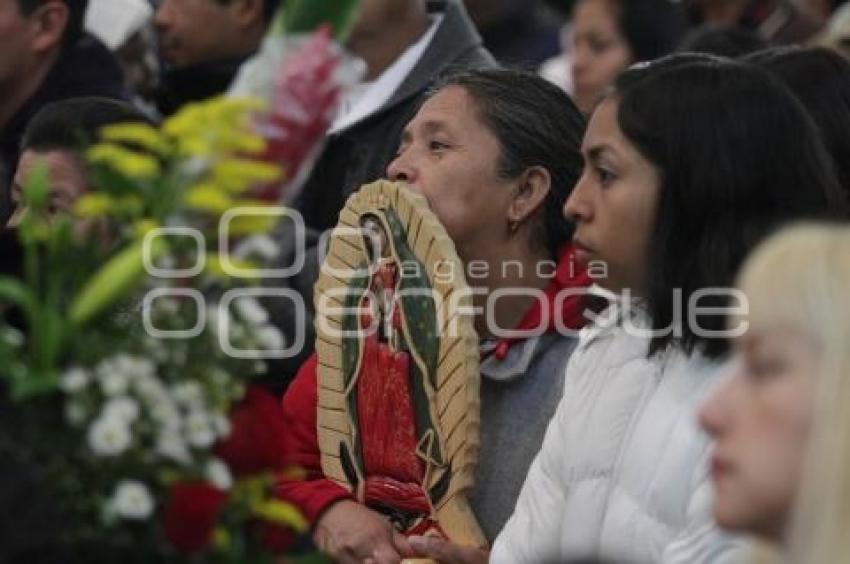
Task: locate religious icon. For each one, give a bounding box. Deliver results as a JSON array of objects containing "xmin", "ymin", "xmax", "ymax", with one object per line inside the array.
[{"xmin": 314, "ymin": 180, "xmax": 484, "ymax": 548}]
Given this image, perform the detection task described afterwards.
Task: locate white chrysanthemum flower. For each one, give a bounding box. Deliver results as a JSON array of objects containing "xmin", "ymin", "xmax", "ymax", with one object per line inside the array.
[
  {"xmin": 156, "ymin": 254, "xmax": 177, "ymax": 271},
  {"xmin": 143, "ymin": 337, "xmax": 170, "ymax": 363},
  {"xmin": 65, "ymin": 401, "xmax": 88, "ymax": 426},
  {"xmin": 154, "ymin": 297, "xmax": 180, "ymax": 316},
  {"xmin": 209, "ymin": 367, "xmax": 230, "ymax": 387},
  {"xmin": 206, "ymin": 459, "xmax": 233, "ymax": 490},
  {"xmin": 255, "ymin": 324, "xmax": 285, "ymax": 352},
  {"xmin": 88, "ymin": 416, "xmax": 132, "ymax": 456},
  {"xmin": 171, "ymin": 347, "xmax": 188, "ymax": 366},
  {"xmin": 151, "ymin": 400, "xmax": 181, "ymax": 432},
  {"xmin": 109, "ymin": 480, "xmax": 154, "ymax": 520},
  {"xmin": 230, "ymin": 322, "xmax": 247, "ymax": 342},
  {"xmin": 212, "ymin": 414, "xmax": 231, "ymax": 439},
  {"xmin": 234, "ymin": 296, "xmax": 268, "ymax": 326},
  {"xmin": 134, "ymin": 373, "xmax": 168, "ymax": 403},
  {"xmin": 184, "ymin": 411, "xmax": 215, "ymax": 448},
  {"xmin": 171, "ymin": 381, "xmax": 204, "ymax": 408},
  {"xmin": 206, "ymin": 303, "xmax": 224, "ymax": 336},
  {"xmin": 59, "ymin": 367, "xmax": 90, "ymax": 393},
  {"xmin": 97, "ymin": 354, "xmax": 156, "ymax": 396},
  {"xmin": 103, "ymin": 397, "xmax": 140, "ymax": 423},
  {"xmin": 99, "ymin": 371, "xmax": 131, "ymax": 396},
  {"xmin": 156, "ymin": 430, "xmax": 192, "ymax": 465},
  {"xmin": 1, "ymin": 327, "xmax": 24, "ymax": 347}
]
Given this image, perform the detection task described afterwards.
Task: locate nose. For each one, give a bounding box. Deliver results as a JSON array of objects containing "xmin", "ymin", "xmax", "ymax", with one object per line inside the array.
[
  {"xmin": 563, "ymin": 173, "xmax": 591, "ymax": 223},
  {"xmin": 154, "ymin": 0, "xmax": 172, "ymax": 29},
  {"xmin": 697, "ymin": 361, "xmax": 740, "ymax": 438},
  {"xmin": 386, "ymin": 151, "xmax": 417, "ymax": 185},
  {"xmin": 571, "ymin": 43, "xmax": 590, "ymax": 82}
]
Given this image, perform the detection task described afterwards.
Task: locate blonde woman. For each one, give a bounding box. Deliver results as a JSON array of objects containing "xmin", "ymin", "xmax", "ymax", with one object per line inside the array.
[{"xmin": 699, "ymin": 223, "xmax": 850, "ymax": 562}]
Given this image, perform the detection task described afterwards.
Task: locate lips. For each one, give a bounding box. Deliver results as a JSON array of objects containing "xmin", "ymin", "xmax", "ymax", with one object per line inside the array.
[
  {"xmin": 710, "ymin": 454, "xmax": 733, "ymax": 482},
  {"xmin": 572, "ymin": 238, "xmax": 594, "ymax": 264}
]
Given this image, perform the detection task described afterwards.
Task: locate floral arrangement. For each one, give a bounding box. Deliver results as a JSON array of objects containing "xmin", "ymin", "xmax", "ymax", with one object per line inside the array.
[{"xmin": 0, "ymin": 1, "xmax": 359, "ymax": 560}]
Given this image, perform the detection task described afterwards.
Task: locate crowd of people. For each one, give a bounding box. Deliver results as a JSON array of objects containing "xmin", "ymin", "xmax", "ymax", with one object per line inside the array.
[{"xmin": 3, "ymin": 0, "xmax": 850, "ymax": 562}]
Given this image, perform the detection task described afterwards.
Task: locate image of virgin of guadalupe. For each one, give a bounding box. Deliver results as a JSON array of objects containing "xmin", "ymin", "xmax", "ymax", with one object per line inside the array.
[{"xmin": 339, "ymin": 211, "xmax": 450, "ymax": 537}]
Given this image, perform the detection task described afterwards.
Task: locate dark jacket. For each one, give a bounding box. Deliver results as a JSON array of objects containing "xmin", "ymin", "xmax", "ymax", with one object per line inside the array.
[
  {"xmin": 154, "ymin": 56, "xmax": 247, "ymax": 117},
  {"xmin": 0, "ymin": 34, "xmax": 128, "ymax": 224},
  {"xmin": 294, "ymin": 0, "xmax": 497, "ymax": 232},
  {"xmin": 260, "ymin": 0, "xmax": 496, "ymax": 390}
]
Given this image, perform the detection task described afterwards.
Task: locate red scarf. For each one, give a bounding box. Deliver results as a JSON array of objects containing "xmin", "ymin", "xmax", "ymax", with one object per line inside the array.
[{"xmin": 492, "ymin": 244, "xmax": 592, "ymax": 360}]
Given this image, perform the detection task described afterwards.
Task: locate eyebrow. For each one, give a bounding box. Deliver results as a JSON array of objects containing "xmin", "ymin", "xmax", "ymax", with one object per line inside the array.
[
  {"xmin": 402, "ymin": 119, "xmax": 453, "ymax": 139},
  {"xmin": 585, "ymin": 144, "xmax": 619, "ymax": 163}
]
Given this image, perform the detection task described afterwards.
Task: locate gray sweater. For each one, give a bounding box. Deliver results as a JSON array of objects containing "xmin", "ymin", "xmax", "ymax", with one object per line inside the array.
[{"xmin": 470, "ymin": 333, "xmax": 578, "ymax": 541}]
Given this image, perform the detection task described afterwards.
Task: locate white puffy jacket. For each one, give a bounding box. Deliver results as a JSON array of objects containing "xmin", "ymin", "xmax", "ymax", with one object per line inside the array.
[{"xmin": 491, "ymin": 304, "xmax": 744, "ymax": 563}]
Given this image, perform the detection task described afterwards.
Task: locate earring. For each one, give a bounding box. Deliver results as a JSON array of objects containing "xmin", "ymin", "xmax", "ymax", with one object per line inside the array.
[{"xmin": 509, "ymin": 220, "xmax": 520, "ymax": 234}]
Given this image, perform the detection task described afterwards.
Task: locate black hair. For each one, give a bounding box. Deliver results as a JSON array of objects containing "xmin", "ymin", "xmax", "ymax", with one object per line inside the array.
[
  {"xmin": 16, "ymin": 0, "xmax": 88, "ymax": 47},
  {"xmin": 599, "ymin": 0, "xmax": 689, "ymax": 63},
  {"xmin": 612, "ymin": 53, "xmax": 847, "ymax": 359},
  {"xmin": 431, "ymin": 68, "xmax": 586, "ymax": 258},
  {"xmin": 678, "ymin": 25, "xmax": 770, "ymax": 58},
  {"xmin": 22, "ymin": 97, "xmax": 154, "ymax": 156},
  {"xmin": 744, "ymin": 46, "xmax": 850, "ymax": 200},
  {"xmin": 215, "ymin": 0, "xmax": 283, "ymax": 23}
]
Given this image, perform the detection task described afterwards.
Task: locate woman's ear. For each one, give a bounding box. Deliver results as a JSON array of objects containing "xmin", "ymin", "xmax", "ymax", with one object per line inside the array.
[
  {"xmin": 227, "ymin": 0, "xmax": 266, "ymax": 29},
  {"xmin": 28, "ymin": 1, "xmax": 69, "ymax": 54},
  {"xmin": 508, "ymin": 166, "xmax": 551, "ymax": 228}
]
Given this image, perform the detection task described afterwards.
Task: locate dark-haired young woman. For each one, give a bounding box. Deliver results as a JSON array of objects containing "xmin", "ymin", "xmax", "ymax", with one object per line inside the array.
[
  {"xmin": 569, "ymin": 0, "xmax": 687, "ymax": 114},
  {"xmin": 492, "ymin": 54, "xmax": 847, "ymax": 564}
]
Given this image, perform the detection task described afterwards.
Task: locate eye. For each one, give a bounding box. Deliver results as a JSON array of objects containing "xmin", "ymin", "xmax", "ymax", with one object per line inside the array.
[
  {"xmin": 428, "ymin": 139, "xmax": 450, "ymax": 152},
  {"xmin": 596, "ymin": 166, "xmax": 616, "ymax": 186},
  {"xmin": 589, "ymin": 37, "xmax": 612, "ymax": 54},
  {"xmin": 744, "ymin": 353, "xmax": 786, "ymax": 382}
]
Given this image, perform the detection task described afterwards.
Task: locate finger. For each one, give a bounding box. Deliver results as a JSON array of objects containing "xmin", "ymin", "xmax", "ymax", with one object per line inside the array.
[
  {"xmin": 335, "ymin": 549, "xmax": 362, "ymax": 564},
  {"xmin": 392, "ymin": 531, "xmax": 417, "ymax": 558},
  {"xmin": 408, "ymin": 536, "xmax": 450, "ymax": 560},
  {"xmin": 371, "ymin": 542, "xmax": 403, "ymax": 564}
]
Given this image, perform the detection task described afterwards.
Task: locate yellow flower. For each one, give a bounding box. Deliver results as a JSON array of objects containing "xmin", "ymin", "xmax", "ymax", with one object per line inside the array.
[
  {"xmin": 213, "ymin": 158, "xmax": 282, "ymax": 193},
  {"xmin": 132, "ymin": 219, "xmax": 159, "ymax": 239},
  {"xmin": 212, "ymin": 527, "xmax": 231, "ymax": 551},
  {"xmin": 163, "ymin": 96, "xmax": 268, "ymax": 158},
  {"xmin": 185, "ymin": 184, "xmax": 234, "ymax": 214},
  {"xmin": 74, "ymin": 194, "xmax": 114, "ymax": 217},
  {"xmin": 205, "ymin": 253, "xmax": 262, "ymax": 280},
  {"xmin": 224, "ymin": 213, "xmax": 279, "ymax": 237},
  {"xmin": 87, "ymin": 143, "xmax": 161, "ymax": 180},
  {"xmin": 100, "ymin": 123, "xmax": 170, "ymax": 155},
  {"xmin": 250, "ymin": 499, "xmax": 308, "ymax": 532}
]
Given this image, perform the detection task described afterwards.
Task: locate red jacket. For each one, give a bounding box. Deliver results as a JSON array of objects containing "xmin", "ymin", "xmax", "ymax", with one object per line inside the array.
[{"xmin": 276, "ymin": 245, "xmax": 592, "ymax": 525}]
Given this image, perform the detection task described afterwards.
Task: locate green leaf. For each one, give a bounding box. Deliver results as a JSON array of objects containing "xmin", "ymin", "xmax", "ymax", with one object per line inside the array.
[
  {"xmin": 279, "ymin": 0, "xmax": 360, "ymax": 40},
  {"xmin": 6, "ymin": 365, "xmax": 58, "ymax": 401},
  {"xmin": 68, "ymin": 237, "xmax": 166, "ymax": 326},
  {"xmin": 0, "ymin": 276, "xmax": 36, "ymax": 318},
  {"xmin": 22, "ymin": 161, "xmax": 50, "ymax": 209}
]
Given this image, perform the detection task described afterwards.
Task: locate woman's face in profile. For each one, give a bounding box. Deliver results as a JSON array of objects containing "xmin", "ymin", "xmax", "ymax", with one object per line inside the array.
[
  {"xmin": 386, "ymin": 86, "xmax": 518, "ymax": 262},
  {"xmin": 571, "ymin": 0, "xmax": 633, "ymax": 114},
  {"xmin": 563, "ymin": 97, "xmax": 660, "ymax": 297},
  {"xmin": 698, "ymin": 326, "xmax": 819, "ymax": 541}
]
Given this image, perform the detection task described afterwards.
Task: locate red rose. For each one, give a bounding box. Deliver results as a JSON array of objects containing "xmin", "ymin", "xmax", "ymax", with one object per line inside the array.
[
  {"xmin": 215, "ymin": 386, "xmax": 289, "ymax": 476},
  {"xmin": 256, "ymin": 521, "xmax": 297, "ymax": 554},
  {"xmin": 163, "ymin": 481, "xmax": 228, "ymax": 554}
]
